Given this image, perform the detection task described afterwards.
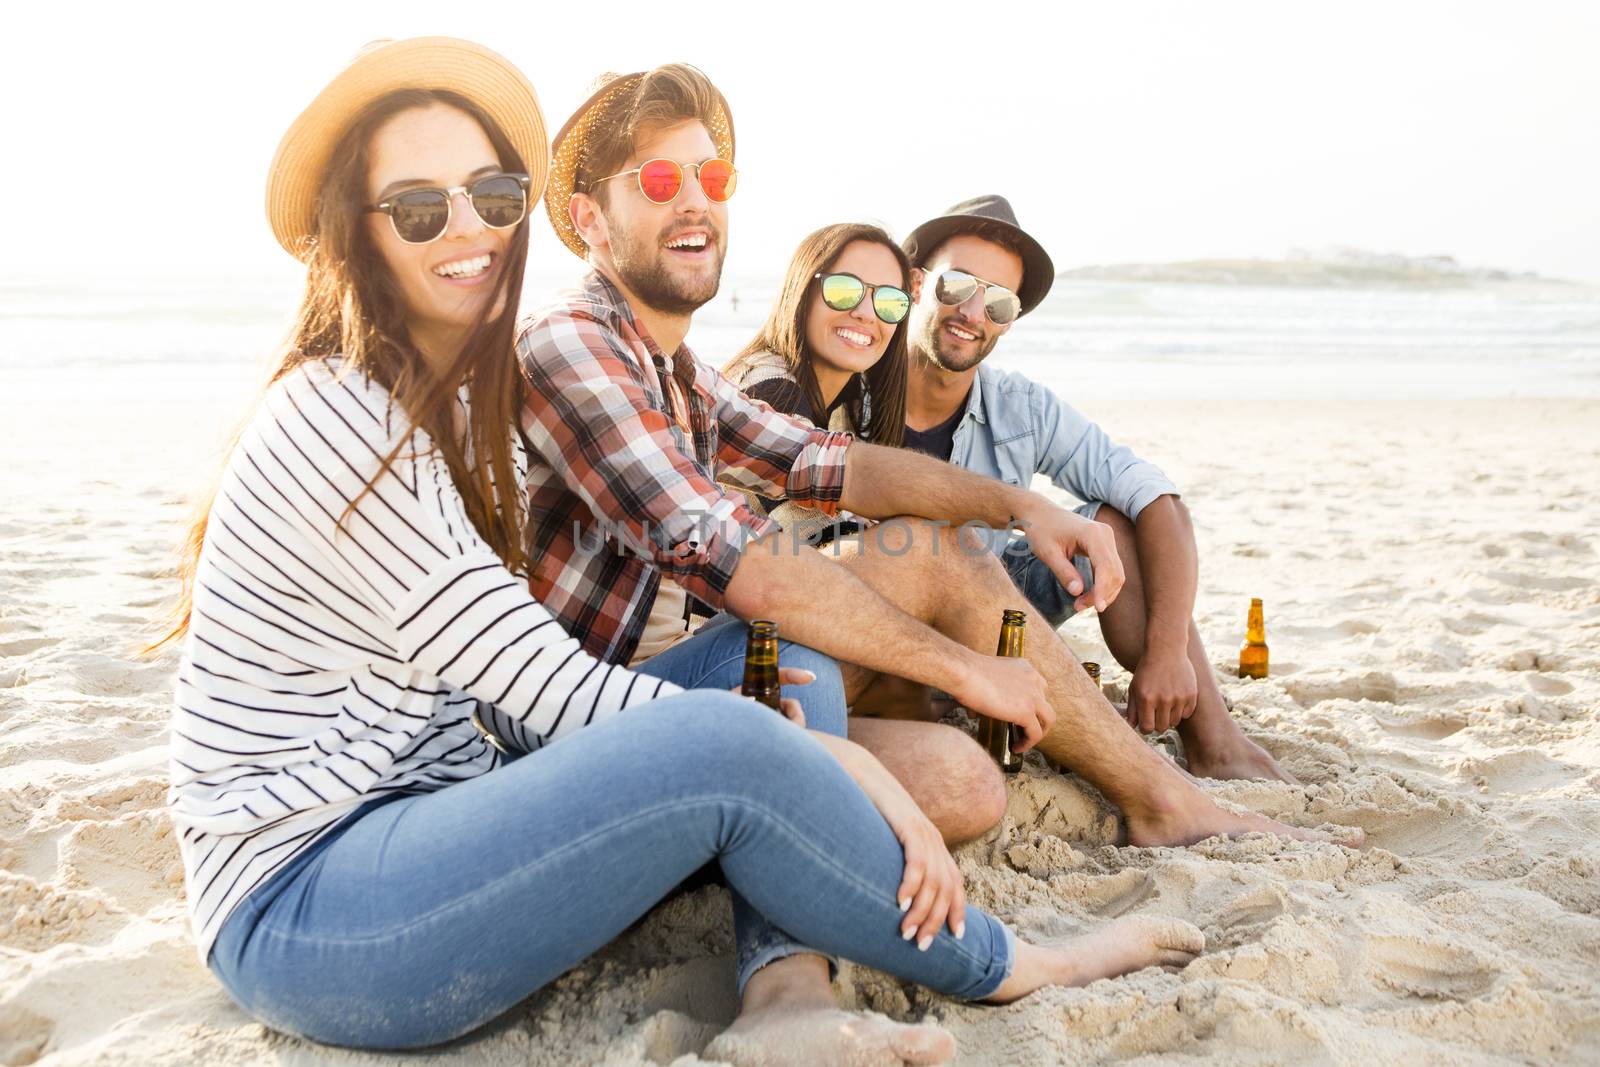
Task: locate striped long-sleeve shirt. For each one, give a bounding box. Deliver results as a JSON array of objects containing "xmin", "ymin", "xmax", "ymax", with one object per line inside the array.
[{"xmin": 169, "ymin": 358, "xmax": 681, "ymax": 960}]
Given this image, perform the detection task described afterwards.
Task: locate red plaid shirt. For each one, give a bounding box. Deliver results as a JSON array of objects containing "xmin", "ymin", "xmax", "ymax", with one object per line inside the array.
[{"xmin": 516, "ymin": 272, "xmax": 852, "ymax": 665}]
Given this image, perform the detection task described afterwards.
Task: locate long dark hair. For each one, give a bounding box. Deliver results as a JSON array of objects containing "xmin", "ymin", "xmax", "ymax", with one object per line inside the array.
[
  {"xmin": 728, "ymin": 223, "xmax": 908, "ymax": 447},
  {"xmin": 148, "ymin": 88, "xmax": 531, "ymax": 652}
]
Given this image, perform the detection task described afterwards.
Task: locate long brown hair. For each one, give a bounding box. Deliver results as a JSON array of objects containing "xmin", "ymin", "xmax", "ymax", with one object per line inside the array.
[
  {"xmin": 147, "ymin": 89, "xmax": 531, "ymax": 653},
  {"xmin": 729, "ymin": 223, "xmax": 909, "ymax": 446}
]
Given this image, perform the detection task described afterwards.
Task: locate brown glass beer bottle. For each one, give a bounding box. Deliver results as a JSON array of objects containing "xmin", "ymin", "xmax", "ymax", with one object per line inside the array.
[
  {"xmin": 977, "ymin": 609, "xmax": 1027, "ymax": 773},
  {"xmin": 1238, "ymin": 598, "xmax": 1269, "ymax": 679},
  {"xmin": 741, "ymin": 620, "xmax": 784, "ymax": 712}
]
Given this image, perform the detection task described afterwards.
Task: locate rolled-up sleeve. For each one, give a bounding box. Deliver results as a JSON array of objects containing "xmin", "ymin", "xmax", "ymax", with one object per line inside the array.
[
  {"xmin": 708, "ymin": 368, "xmax": 853, "ymax": 511},
  {"xmin": 518, "ymin": 308, "xmax": 779, "ymax": 607},
  {"xmin": 1032, "ymin": 384, "xmax": 1179, "ymax": 521}
]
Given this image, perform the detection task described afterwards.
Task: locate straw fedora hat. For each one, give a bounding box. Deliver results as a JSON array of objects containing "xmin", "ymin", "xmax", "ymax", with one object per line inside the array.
[
  {"xmin": 266, "ymin": 37, "xmax": 548, "ymax": 261},
  {"xmin": 544, "ymin": 67, "xmax": 735, "ymax": 259}
]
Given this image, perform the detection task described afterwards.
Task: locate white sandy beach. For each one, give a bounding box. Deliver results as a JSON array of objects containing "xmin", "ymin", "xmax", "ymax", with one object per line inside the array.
[{"xmin": 2, "ymin": 368, "xmax": 1599, "ymax": 1065}]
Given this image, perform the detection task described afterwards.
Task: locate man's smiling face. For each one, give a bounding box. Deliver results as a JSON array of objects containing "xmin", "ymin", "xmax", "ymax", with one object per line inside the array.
[
  {"xmin": 909, "ymin": 234, "xmax": 1025, "ymax": 373},
  {"xmin": 589, "ymin": 120, "xmax": 728, "ymax": 316}
]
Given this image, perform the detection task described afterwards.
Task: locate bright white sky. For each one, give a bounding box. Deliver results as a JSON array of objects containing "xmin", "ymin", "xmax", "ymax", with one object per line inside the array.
[{"xmin": 12, "ymin": 0, "xmax": 1600, "ymax": 283}]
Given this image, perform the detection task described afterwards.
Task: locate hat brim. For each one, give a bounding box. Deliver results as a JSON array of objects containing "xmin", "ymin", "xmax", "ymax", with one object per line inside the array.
[
  {"xmin": 903, "ymin": 215, "xmax": 1055, "ymax": 315},
  {"xmin": 266, "ymin": 37, "xmax": 548, "ymax": 262},
  {"xmin": 544, "ymin": 70, "xmax": 735, "ymax": 259}
]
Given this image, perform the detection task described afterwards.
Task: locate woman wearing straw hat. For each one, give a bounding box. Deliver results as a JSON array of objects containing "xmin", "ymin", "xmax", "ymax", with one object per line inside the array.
[{"xmin": 157, "ymin": 37, "xmax": 1205, "ymax": 1059}]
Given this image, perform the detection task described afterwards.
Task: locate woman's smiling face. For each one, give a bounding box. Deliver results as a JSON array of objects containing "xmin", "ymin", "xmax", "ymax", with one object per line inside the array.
[
  {"xmin": 364, "ymin": 103, "xmax": 512, "ymax": 356},
  {"xmin": 804, "ymin": 240, "xmax": 905, "ymax": 383}
]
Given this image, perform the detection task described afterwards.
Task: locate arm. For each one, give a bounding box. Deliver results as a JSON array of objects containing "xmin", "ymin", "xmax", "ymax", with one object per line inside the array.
[
  {"xmin": 723, "ymin": 529, "xmax": 1057, "ymax": 749},
  {"xmin": 1124, "ymin": 494, "xmax": 1202, "ymax": 734},
  {"xmin": 517, "ymin": 309, "xmax": 815, "ymax": 611},
  {"xmin": 835, "ymin": 440, "xmax": 1126, "ymax": 613},
  {"xmin": 807, "ymin": 731, "xmax": 965, "ymax": 946},
  {"xmin": 284, "ymin": 366, "xmax": 682, "ymax": 747}
]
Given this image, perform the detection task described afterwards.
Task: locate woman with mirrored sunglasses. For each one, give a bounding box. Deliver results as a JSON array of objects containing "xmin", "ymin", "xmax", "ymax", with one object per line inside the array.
[
  {"xmin": 722, "ymin": 223, "xmax": 914, "ymax": 546},
  {"xmin": 156, "ymin": 38, "xmax": 1203, "ymax": 1059}
]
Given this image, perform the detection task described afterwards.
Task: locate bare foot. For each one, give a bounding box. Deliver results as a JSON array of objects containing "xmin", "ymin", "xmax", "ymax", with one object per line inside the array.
[
  {"xmin": 709, "ymin": 953, "xmax": 955, "ymax": 1067},
  {"xmin": 987, "ymin": 915, "xmax": 1206, "ymax": 1003},
  {"xmin": 705, "ymin": 1008, "xmax": 956, "ymax": 1067},
  {"xmin": 1184, "ymin": 731, "xmax": 1299, "ymax": 785},
  {"xmin": 1125, "ymin": 784, "xmax": 1363, "ymax": 848}
]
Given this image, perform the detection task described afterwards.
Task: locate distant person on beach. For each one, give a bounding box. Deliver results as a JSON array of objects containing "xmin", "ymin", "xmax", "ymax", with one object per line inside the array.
[
  {"xmin": 896, "ymin": 195, "xmax": 1293, "ymax": 782},
  {"xmin": 157, "ymin": 40, "xmax": 1211, "ymax": 1062},
  {"xmin": 518, "ymin": 63, "xmax": 1347, "ymax": 1040}
]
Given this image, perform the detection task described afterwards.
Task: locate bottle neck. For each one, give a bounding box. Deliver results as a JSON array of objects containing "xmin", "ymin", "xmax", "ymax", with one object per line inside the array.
[{"xmin": 1246, "ymin": 604, "xmax": 1265, "ymax": 644}]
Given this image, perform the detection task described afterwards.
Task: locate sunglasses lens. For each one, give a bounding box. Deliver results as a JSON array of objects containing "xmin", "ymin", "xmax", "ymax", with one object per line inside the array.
[
  {"xmin": 388, "ymin": 190, "xmax": 450, "ymax": 243},
  {"xmin": 820, "ymin": 273, "xmax": 866, "ymax": 312},
  {"xmin": 698, "ymin": 158, "xmax": 737, "ymax": 202},
  {"xmin": 471, "ymin": 175, "xmax": 527, "ymax": 229},
  {"xmin": 985, "ymin": 288, "xmax": 1021, "ymax": 325},
  {"xmin": 934, "ymin": 270, "xmax": 978, "ymax": 307},
  {"xmin": 873, "ymin": 286, "xmax": 911, "ymax": 324},
  {"xmin": 637, "ymin": 159, "xmax": 683, "ymax": 204}
]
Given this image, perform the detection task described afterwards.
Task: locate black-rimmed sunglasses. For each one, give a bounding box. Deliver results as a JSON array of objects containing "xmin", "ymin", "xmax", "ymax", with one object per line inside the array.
[
  {"xmin": 815, "ymin": 272, "xmax": 912, "ymax": 324},
  {"xmin": 366, "ymin": 172, "xmax": 532, "ymax": 244}
]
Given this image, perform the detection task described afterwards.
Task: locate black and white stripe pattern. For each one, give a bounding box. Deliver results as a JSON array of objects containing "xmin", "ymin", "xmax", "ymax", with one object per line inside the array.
[{"xmin": 170, "ymin": 359, "xmax": 680, "ymax": 958}]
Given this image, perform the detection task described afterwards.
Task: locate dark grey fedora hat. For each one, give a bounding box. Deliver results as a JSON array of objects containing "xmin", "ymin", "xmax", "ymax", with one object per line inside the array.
[{"xmin": 902, "ymin": 194, "xmax": 1055, "ymax": 315}]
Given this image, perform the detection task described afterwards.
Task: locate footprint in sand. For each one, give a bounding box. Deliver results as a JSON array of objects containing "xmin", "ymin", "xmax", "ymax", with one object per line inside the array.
[
  {"xmin": 1363, "ymin": 933, "xmax": 1500, "ymax": 1002},
  {"xmin": 0, "ymin": 1003, "xmax": 53, "ymax": 1066}
]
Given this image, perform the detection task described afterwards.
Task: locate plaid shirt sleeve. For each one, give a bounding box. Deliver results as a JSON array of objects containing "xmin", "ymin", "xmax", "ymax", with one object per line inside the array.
[
  {"xmin": 517, "ymin": 305, "xmax": 781, "ymax": 607},
  {"xmin": 703, "ymin": 364, "xmax": 853, "ymax": 510}
]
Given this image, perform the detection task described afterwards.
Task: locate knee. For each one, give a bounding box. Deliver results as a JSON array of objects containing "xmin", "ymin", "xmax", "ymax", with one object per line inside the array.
[
  {"xmin": 1094, "ymin": 504, "xmax": 1134, "ymax": 545},
  {"xmin": 873, "ymin": 515, "xmax": 1004, "ymax": 579},
  {"xmin": 935, "ymin": 728, "xmax": 1010, "ymax": 845},
  {"xmin": 776, "ymin": 643, "xmax": 847, "ymax": 737}
]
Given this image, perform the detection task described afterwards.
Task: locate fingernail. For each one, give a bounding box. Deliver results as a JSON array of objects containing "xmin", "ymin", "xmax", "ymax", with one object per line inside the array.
[
  {"xmin": 899, "ymin": 897, "xmax": 911, "ymax": 913},
  {"xmin": 902, "ymin": 926, "xmax": 916, "ymax": 941},
  {"xmin": 917, "ymin": 934, "xmax": 933, "ymax": 951},
  {"xmin": 954, "ymin": 921, "xmax": 966, "ymax": 940}
]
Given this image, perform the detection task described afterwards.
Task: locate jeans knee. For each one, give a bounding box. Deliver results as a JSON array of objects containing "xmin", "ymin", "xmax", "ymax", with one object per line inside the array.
[{"xmin": 777, "ymin": 643, "xmax": 846, "ymax": 737}]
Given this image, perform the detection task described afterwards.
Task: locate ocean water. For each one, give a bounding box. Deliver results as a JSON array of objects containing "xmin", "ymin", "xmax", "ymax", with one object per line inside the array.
[{"xmin": 3, "ymin": 269, "xmax": 1598, "ymax": 401}]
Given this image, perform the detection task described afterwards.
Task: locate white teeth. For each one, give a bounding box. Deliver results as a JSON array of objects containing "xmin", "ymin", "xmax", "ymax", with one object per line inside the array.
[
  {"xmin": 433, "ymin": 253, "xmax": 492, "ymax": 278},
  {"xmin": 948, "ymin": 325, "xmax": 977, "ymax": 341},
  {"xmin": 665, "ymin": 234, "xmax": 708, "ymax": 250},
  {"xmin": 836, "ymin": 328, "xmax": 872, "ymax": 347}
]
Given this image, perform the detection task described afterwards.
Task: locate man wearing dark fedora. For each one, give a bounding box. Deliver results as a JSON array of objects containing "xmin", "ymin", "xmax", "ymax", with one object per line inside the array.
[{"xmin": 899, "ymin": 195, "xmax": 1293, "ymax": 783}]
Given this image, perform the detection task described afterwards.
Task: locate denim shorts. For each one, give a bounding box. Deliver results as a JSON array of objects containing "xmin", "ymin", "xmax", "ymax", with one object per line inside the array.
[{"xmin": 1000, "ymin": 500, "xmax": 1100, "ymax": 628}]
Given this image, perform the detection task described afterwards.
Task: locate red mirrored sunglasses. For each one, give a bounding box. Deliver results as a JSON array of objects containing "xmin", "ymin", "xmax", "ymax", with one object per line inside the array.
[{"xmin": 586, "ymin": 157, "xmax": 737, "ymax": 205}]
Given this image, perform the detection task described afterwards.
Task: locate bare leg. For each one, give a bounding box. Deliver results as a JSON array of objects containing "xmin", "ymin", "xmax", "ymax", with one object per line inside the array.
[
  {"xmin": 1092, "ymin": 506, "xmax": 1295, "ymax": 783},
  {"xmin": 833, "ymin": 520, "xmax": 1352, "ymax": 847},
  {"xmin": 848, "ymin": 718, "xmax": 1007, "ymax": 845},
  {"xmin": 709, "ymin": 954, "xmax": 956, "ymax": 1067}
]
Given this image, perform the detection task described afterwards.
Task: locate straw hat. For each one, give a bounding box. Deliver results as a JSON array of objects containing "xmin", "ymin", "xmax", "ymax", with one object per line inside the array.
[
  {"xmin": 266, "ymin": 37, "xmax": 548, "ymax": 261},
  {"xmin": 545, "ymin": 68, "xmax": 735, "ymax": 258}
]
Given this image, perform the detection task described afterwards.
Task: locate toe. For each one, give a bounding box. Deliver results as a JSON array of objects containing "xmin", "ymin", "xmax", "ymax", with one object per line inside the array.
[{"xmin": 892, "ymin": 1023, "xmax": 957, "ymax": 1064}]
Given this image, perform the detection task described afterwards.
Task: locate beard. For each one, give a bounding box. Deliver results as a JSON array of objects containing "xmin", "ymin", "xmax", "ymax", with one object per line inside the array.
[
  {"xmin": 915, "ymin": 308, "xmax": 1001, "ymax": 372},
  {"xmin": 608, "ymin": 216, "xmax": 725, "ymax": 317}
]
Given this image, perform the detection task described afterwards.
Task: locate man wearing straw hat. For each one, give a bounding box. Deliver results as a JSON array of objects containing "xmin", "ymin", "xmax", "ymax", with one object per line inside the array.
[
  {"xmin": 895, "ymin": 195, "xmax": 1294, "ymax": 784},
  {"xmin": 515, "ymin": 62, "xmax": 1336, "ymax": 1029}
]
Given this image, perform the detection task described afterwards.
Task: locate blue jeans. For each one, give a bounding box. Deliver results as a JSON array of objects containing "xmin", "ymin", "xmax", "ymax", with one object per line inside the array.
[
  {"xmin": 1002, "ymin": 500, "xmax": 1101, "ymax": 627},
  {"xmin": 635, "ymin": 613, "xmax": 847, "ymax": 992},
  {"xmin": 208, "ymin": 649, "xmax": 1016, "ymax": 1050}
]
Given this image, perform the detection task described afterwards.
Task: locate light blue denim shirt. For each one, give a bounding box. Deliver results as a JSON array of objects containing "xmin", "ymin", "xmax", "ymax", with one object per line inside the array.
[{"xmin": 948, "ymin": 363, "xmax": 1180, "ymax": 555}]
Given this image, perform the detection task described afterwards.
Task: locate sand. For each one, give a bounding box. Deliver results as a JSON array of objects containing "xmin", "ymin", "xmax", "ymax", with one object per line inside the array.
[{"xmin": 3, "ymin": 372, "xmax": 1598, "ymax": 1066}]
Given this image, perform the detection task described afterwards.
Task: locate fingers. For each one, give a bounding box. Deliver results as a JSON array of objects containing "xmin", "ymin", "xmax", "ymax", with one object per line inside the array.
[
  {"xmin": 903, "ymin": 833, "xmax": 961, "ymax": 950},
  {"xmin": 776, "ymin": 667, "xmax": 816, "ymax": 687},
  {"xmin": 897, "ymin": 838, "xmax": 926, "ymax": 935},
  {"xmin": 779, "ymin": 698, "xmax": 806, "ymax": 726}
]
